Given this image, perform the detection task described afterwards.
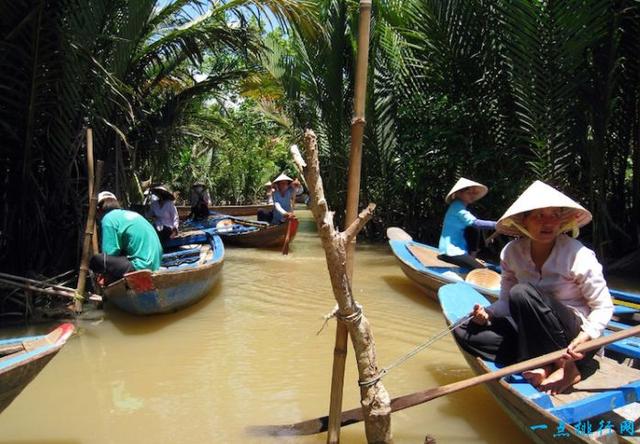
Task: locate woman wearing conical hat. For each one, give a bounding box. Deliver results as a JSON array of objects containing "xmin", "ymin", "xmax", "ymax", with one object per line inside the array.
[
  {"xmin": 257, "ymin": 173, "xmax": 303, "ymax": 224},
  {"xmin": 148, "ymin": 185, "xmax": 179, "ymax": 246},
  {"xmin": 189, "ymin": 182, "xmax": 211, "ymax": 220},
  {"xmin": 438, "ymin": 178, "xmax": 497, "ymax": 269},
  {"xmin": 456, "ymin": 181, "xmax": 613, "ymax": 394}
]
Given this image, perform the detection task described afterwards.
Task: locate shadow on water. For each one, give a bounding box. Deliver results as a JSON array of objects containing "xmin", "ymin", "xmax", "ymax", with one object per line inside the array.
[
  {"xmin": 104, "ymin": 279, "xmax": 224, "ymax": 335},
  {"xmin": 381, "ymin": 274, "xmax": 437, "ymax": 308},
  {"xmin": 425, "ymin": 362, "xmax": 529, "ymax": 443}
]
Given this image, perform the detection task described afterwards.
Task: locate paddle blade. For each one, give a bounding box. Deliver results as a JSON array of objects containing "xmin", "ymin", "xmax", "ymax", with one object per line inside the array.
[
  {"xmin": 386, "ymin": 227, "xmax": 412, "ymax": 241},
  {"xmin": 282, "ymin": 217, "xmax": 299, "ymax": 255}
]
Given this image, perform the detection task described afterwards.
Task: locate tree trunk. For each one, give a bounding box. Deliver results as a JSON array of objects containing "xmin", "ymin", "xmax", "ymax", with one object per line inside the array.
[{"xmin": 296, "ymin": 130, "xmax": 392, "ymax": 443}]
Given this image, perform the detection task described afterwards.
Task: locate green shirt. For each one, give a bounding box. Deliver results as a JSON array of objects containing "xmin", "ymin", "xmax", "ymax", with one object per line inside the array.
[{"xmin": 101, "ymin": 209, "xmax": 162, "ymax": 271}]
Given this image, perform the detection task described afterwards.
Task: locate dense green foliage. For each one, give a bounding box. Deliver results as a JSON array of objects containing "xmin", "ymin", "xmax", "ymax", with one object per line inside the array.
[
  {"xmin": 267, "ymin": 0, "xmax": 640, "ymax": 262},
  {"xmin": 1, "ymin": 0, "xmax": 639, "ymax": 275},
  {"xmin": 0, "ymin": 0, "xmax": 311, "ymax": 272}
]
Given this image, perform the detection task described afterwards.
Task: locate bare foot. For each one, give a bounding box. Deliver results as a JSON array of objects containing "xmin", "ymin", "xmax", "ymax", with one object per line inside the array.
[
  {"xmin": 538, "ymin": 361, "xmax": 581, "ymax": 395},
  {"xmin": 522, "ymin": 365, "xmax": 553, "ymax": 387}
]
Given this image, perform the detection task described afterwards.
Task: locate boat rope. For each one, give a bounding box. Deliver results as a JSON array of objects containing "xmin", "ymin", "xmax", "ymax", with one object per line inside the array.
[
  {"xmin": 358, "ymin": 314, "xmax": 473, "ymax": 387},
  {"xmin": 316, "ymin": 303, "xmax": 363, "ymax": 335}
]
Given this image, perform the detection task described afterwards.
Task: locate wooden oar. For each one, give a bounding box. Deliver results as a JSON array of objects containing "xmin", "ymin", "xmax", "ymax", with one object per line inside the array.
[
  {"xmin": 386, "ymin": 227, "xmax": 413, "ymax": 241},
  {"xmin": 247, "ymin": 323, "xmax": 640, "ymax": 436},
  {"xmin": 282, "ymin": 217, "xmax": 298, "ymax": 255}
]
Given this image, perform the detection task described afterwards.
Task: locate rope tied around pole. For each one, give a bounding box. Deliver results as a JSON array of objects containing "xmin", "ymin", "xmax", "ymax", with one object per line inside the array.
[
  {"xmin": 316, "ymin": 303, "xmax": 364, "ymax": 335},
  {"xmin": 358, "ymin": 314, "xmax": 474, "ymax": 387}
]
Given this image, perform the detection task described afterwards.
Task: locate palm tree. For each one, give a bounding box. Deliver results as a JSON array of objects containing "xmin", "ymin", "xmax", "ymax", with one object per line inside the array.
[{"xmin": 0, "ymin": 0, "xmax": 316, "ymax": 273}]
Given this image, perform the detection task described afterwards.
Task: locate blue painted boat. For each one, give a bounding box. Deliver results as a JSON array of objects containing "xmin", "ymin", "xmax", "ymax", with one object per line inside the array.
[
  {"xmin": 438, "ymin": 282, "xmax": 640, "ymax": 444},
  {"xmin": 388, "ymin": 238, "xmax": 501, "ymax": 301},
  {"xmin": 389, "ymin": 233, "xmax": 640, "ymax": 312},
  {"xmin": 1, "ymin": 323, "xmax": 74, "ymax": 414},
  {"xmin": 103, "ymin": 234, "xmax": 224, "ymax": 315}
]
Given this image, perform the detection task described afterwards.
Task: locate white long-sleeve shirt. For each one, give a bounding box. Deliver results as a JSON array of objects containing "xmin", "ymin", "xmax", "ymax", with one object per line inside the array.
[
  {"xmin": 148, "ymin": 200, "xmax": 179, "ymax": 231},
  {"xmin": 488, "ymin": 235, "xmax": 613, "ymax": 339}
]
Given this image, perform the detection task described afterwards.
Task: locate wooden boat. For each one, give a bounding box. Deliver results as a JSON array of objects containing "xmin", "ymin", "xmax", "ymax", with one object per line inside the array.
[
  {"xmin": 438, "ymin": 282, "xmax": 640, "ymax": 444},
  {"xmin": 1, "ymin": 323, "xmax": 74, "ymax": 414},
  {"xmin": 176, "ymin": 203, "xmax": 272, "ymax": 219},
  {"xmin": 388, "ymin": 228, "xmax": 640, "ymax": 310},
  {"xmin": 388, "ymin": 238, "xmax": 500, "ymax": 301},
  {"xmin": 102, "ymin": 234, "xmax": 224, "ymax": 315},
  {"xmin": 185, "ymin": 215, "xmax": 299, "ymax": 249},
  {"xmin": 130, "ymin": 203, "xmax": 273, "ymax": 219}
]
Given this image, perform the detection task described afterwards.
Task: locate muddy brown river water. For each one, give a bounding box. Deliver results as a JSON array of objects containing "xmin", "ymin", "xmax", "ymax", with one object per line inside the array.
[{"xmin": 0, "ymin": 209, "xmax": 569, "ymax": 443}]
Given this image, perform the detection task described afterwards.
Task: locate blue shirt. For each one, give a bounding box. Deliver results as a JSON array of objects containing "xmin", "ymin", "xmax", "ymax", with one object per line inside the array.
[
  {"xmin": 438, "ymin": 199, "xmax": 477, "ymax": 256},
  {"xmin": 271, "ymin": 185, "xmax": 302, "ymax": 224}
]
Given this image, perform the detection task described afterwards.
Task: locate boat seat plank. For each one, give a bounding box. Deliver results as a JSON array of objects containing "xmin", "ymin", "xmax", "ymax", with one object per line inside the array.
[
  {"xmin": 604, "ymin": 330, "xmax": 640, "ymax": 359},
  {"xmin": 548, "ymin": 380, "xmax": 640, "ymax": 424},
  {"xmin": 614, "ymin": 305, "xmax": 639, "ymax": 316},
  {"xmin": 612, "ymin": 289, "xmax": 640, "ymax": 306}
]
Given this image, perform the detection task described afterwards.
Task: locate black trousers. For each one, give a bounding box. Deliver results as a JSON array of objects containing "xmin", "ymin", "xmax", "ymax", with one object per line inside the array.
[
  {"xmin": 453, "ymin": 283, "xmax": 597, "ymax": 375},
  {"xmin": 437, "ymin": 253, "xmax": 485, "ymax": 269},
  {"xmin": 190, "ymin": 202, "xmax": 209, "ymax": 219},
  {"xmin": 156, "ymin": 226, "xmax": 173, "ymax": 246},
  {"xmin": 464, "ymin": 225, "xmax": 482, "ymax": 254},
  {"xmin": 89, "ymin": 253, "xmax": 134, "ymax": 284},
  {"xmin": 257, "ymin": 209, "xmax": 274, "ymax": 224}
]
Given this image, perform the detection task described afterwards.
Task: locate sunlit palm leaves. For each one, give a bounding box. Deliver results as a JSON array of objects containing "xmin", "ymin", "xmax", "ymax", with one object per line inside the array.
[{"xmin": 0, "ymin": 0, "xmax": 316, "ymax": 273}]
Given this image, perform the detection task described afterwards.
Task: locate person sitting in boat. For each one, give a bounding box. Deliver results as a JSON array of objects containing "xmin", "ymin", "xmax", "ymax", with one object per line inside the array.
[
  {"xmin": 455, "ymin": 180, "xmax": 614, "ymax": 395},
  {"xmin": 147, "ymin": 185, "xmax": 179, "ymax": 245},
  {"xmin": 438, "ymin": 177, "xmax": 497, "ymax": 269},
  {"xmin": 257, "ymin": 173, "xmax": 303, "ymax": 224},
  {"xmin": 90, "ymin": 191, "xmax": 162, "ymax": 284},
  {"xmin": 264, "ymin": 181, "xmax": 274, "ymax": 204},
  {"xmin": 189, "ymin": 182, "xmax": 211, "ymax": 220}
]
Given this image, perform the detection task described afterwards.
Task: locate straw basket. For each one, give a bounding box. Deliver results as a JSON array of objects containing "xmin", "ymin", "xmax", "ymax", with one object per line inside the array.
[{"xmin": 465, "ymin": 268, "xmax": 501, "ymax": 289}]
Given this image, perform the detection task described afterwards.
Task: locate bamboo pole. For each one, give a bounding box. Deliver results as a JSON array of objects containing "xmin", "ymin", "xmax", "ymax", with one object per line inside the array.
[
  {"xmin": 75, "ymin": 160, "xmax": 103, "ymax": 312},
  {"xmin": 327, "ymin": 1, "xmax": 374, "ymax": 443},
  {"xmin": 87, "ymin": 128, "xmax": 98, "ymax": 255}
]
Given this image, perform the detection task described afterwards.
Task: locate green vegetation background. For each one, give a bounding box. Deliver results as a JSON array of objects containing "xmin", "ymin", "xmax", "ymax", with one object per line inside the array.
[{"xmin": 1, "ymin": 0, "xmax": 639, "ymax": 275}]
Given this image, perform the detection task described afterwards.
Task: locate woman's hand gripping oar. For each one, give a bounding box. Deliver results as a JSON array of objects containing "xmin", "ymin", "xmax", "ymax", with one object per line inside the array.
[{"xmin": 247, "ymin": 323, "xmax": 640, "ymax": 437}]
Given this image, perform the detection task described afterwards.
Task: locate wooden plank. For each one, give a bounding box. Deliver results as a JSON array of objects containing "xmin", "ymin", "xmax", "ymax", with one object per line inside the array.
[
  {"xmin": 407, "ymin": 243, "xmax": 458, "ymax": 268},
  {"xmin": 549, "ymin": 380, "xmax": 640, "ymax": 424}
]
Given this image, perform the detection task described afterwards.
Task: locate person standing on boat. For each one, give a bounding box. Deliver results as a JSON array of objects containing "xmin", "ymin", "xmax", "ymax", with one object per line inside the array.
[
  {"xmin": 147, "ymin": 185, "xmax": 179, "ymax": 245},
  {"xmin": 90, "ymin": 191, "xmax": 162, "ymax": 284},
  {"xmin": 438, "ymin": 177, "xmax": 497, "ymax": 269},
  {"xmin": 257, "ymin": 173, "xmax": 303, "ymax": 224},
  {"xmin": 189, "ymin": 182, "xmax": 211, "ymax": 220},
  {"xmin": 456, "ymin": 181, "xmax": 614, "ymax": 394}
]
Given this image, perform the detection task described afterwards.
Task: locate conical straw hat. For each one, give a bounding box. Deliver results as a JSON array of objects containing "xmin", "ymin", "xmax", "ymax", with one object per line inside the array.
[
  {"xmin": 273, "ymin": 173, "xmax": 293, "ymax": 183},
  {"xmin": 445, "ymin": 178, "xmax": 488, "ymax": 204},
  {"xmin": 496, "ymin": 180, "xmax": 592, "ymax": 237},
  {"xmin": 150, "ymin": 185, "xmax": 175, "ymax": 200}
]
